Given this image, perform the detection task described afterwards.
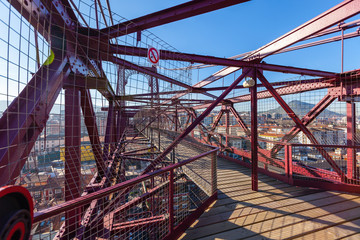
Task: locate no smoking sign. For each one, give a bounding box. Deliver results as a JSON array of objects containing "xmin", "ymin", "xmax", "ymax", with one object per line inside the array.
[{"xmin": 147, "ymin": 46, "xmax": 160, "ymax": 66}]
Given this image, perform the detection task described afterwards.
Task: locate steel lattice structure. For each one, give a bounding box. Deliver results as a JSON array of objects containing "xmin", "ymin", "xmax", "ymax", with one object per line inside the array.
[{"xmin": 0, "ymin": 0, "xmax": 360, "ymax": 239}]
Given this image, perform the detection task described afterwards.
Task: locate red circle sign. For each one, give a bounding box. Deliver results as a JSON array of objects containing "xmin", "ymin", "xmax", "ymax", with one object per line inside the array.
[{"xmin": 148, "ymin": 47, "xmax": 160, "ymax": 64}]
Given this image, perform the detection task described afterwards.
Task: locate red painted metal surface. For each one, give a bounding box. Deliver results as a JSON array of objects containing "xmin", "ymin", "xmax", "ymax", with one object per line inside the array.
[
  {"xmin": 1, "ymin": 0, "xmax": 360, "ymax": 239},
  {"xmin": 245, "ymin": 0, "xmax": 360, "ymax": 59},
  {"xmin": 271, "ymin": 94, "xmax": 337, "ymax": 155},
  {"xmin": 108, "ymin": 44, "xmax": 335, "ymax": 77},
  {"xmin": 64, "ymin": 88, "xmax": 82, "ymax": 237},
  {"xmin": 347, "ymin": 101, "xmax": 357, "ymax": 180},
  {"xmin": 0, "ymin": 55, "xmax": 69, "ymax": 185},
  {"xmin": 100, "ymin": 0, "xmax": 250, "ymax": 39},
  {"xmin": 81, "ymin": 90, "xmax": 106, "ymax": 176},
  {"xmin": 250, "ymin": 70, "xmax": 258, "ymax": 191},
  {"xmin": 257, "ymin": 70, "xmax": 346, "ymax": 180}
]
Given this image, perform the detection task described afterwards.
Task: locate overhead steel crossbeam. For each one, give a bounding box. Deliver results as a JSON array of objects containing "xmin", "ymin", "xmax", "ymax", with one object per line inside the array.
[
  {"xmin": 190, "ymin": 19, "xmax": 360, "ymax": 70},
  {"xmin": 191, "ymin": 77, "xmax": 336, "ymax": 110},
  {"xmin": 272, "ymin": 30, "xmax": 360, "ymax": 56},
  {"xmin": 99, "ymin": 0, "xmax": 250, "ymax": 39},
  {"xmin": 306, "ymin": 19, "xmax": 360, "ymax": 39},
  {"xmin": 108, "ymin": 44, "xmax": 335, "ymax": 77},
  {"xmin": 245, "ymin": 0, "xmax": 360, "ymax": 59},
  {"xmin": 202, "ymin": 77, "xmax": 332, "ymax": 92}
]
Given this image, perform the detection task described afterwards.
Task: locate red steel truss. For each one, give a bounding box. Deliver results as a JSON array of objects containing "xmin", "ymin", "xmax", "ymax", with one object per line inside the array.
[{"xmin": 1, "ymin": 0, "xmax": 360, "ymax": 239}]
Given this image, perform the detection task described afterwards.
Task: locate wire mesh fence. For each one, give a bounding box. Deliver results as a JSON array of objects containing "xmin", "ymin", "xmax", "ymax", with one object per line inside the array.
[{"xmin": 31, "ymin": 142, "xmax": 217, "ymax": 239}]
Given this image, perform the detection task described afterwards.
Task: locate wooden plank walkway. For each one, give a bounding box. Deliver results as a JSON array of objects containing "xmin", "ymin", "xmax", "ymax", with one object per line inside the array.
[{"xmin": 179, "ymin": 158, "xmax": 360, "ymax": 240}]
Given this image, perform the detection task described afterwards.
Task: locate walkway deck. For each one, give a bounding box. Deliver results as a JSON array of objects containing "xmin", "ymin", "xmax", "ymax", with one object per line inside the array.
[{"xmin": 180, "ymin": 158, "xmax": 360, "ymax": 240}]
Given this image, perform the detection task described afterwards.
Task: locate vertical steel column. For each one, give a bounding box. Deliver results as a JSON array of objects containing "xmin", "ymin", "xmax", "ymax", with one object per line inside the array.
[
  {"xmin": 289, "ymin": 146, "xmax": 293, "ymax": 185},
  {"xmin": 158, "ymin": 108, "xmax": 161, "ymax": 152},
  {"xmin": 117, "ymin": 110, "xmax": 127, "ymax": 142},
  {"xmin": 168, "ymin": 169, "xmax": 174, "ymax": 234},
  {"xmin": 225, "ymin": 106, "xmax": 230, "ymax": 147},
  {"xmin": 191, "ymin": 114, "xmax": 195, "ymax": 138},
  {"xmin": 64, "ymin": 88, "xmax": 82, "ymax": 237},
  {"xmin": 173, "ymin": 105, "xmax": 178, "ymax": 163},
  {"xmin": 347, "ymin": 100, "xmax": 356, "ymax": 180},
  {"xmin": 250, "ymin": 70, "xmax": 258, "ymax": 191},
  {"xmin": 211, "ymin": 151, "xmax": 217, "ymax": 194},
  {"xmin": 110, "ymin": 106, "xmax": 118, "ymax": 155},
  {"xmin": 103, "ymin": 101, "xmax": 114, "ymax": 159},
  {"xmin": 80, "ymin": 90, "xmax": 105, "ymax": 177},
  {"xmin": 285, "ymin": 144, "xmax": 293, "ymax": 184}
]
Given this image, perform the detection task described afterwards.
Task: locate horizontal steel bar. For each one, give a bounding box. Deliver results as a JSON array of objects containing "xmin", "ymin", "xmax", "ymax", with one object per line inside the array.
[
  {"xmin": 108, "ymin": 44, "xmax": 335, "ymax": 77},
  {"xmin": 99, "ymin": 0, "xmax": 249, "ymax": 39},
  {"xmin": 245, "ymin": 0, "xmax": 360, "ymax": 59}
]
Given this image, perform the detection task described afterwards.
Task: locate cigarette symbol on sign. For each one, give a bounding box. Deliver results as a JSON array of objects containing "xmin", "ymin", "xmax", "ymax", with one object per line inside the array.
[{"xmin": 148, "ymin": 47, "xmax": 160, "ymax": 65}]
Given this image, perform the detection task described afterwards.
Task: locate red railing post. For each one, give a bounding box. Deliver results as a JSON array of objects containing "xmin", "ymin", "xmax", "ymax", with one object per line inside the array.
[
  {"xmin": 225, "ymin": 106, "xmax": 230, "ymax": 148},
  {"xmin": 285, "ymin": 144, "xmax": 293, "ymax": 185},
  {"xmin": 169, "ymin": 169, "xmax": 174, "ymax": 234},
  {"xmin": 289, "ymin": 145, "xmax": 293, "ymax": 185},
  {"xmin": 347, "ymin": 100, "xmax": 356, "ymax": 183},
  {"xmin": 285, "ymin": 145, "xmax": 289, "ymax": 179},
  {"xmin": 211, "ymin": 151, "xmax": 217, "ymax": 194}
]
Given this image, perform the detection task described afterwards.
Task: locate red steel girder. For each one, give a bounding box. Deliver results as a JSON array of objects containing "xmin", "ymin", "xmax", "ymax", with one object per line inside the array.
[
  {"xmin": 111, "ymin": 215, "xmax": 166, "ymax": 233},
  {"xmin": 103, "ymin": 101, "xmax": 115, "ymax": 159},
  {"xmin": 250, "ymin": 70, "xmax": 258, "ymax": 191},
  {"xmin": 142, "ymin": 69, "xmax": 251, "ymax": 174},
  {"xmin": 347, "ymin": 101, "xmax": 357, "ymax": 180},
  {"xmin": 64, "ymin": 88, "xmax": 82, "ymax": 237},
  {"xmin": 245, "ymin": 0, "xmax": 360, "ymax": 59},
  {"xmin": 120, "ymin": 90, "xmax": 188, "ymax": 98},
  {"xmin": 256, "ymin": 70, "xmax": 346, "ymax": 180},
  {"xmin": 221, "ymin": 19, "xmax": 360, "ymax": 61},
  {"xmin": 108, "ymin": 44, "xmax": 335, "ymax": 77},
  {"xmin": 186, "ymin": 107, "xmax": 208, "ymax": 141},
  {"xmin": 211, "ymin": 110, "xmax": 224, "ymax": 132},
  {"xmin": 274, "ymin": 30, "xmax": 360, "ymax": 57},
  {"xmin": 99, "ymin": 0, "xmax": 249, "ymax": 39},
  {"xmin": 192, "ymin": 79, "xmax": 334, "ymax": 110},
  {"xmin": 178, "ymin": 104, "xmax": 209, "ymax": 133},
  {"xmin": 201, "ymin": 77, "xmax": 330, "ymax": 92},
  {"xmin": 194, "ymin": 19, "xmax": 360, "ymax": 70},
  {"xmin": 229, "ymin": 105, "xmax": 251, "ymax": 136},
  {"xmin": 0, "ymin": 54, "xmax": 69, "ymax": 186},
  {"xmin": 80, "ymin": 89, "xmax": 106, "ymax": 176},
  {"xmin": 271, "ymin": 94, "xmax": 337, "ymax": 155},
  {"xmin": 306, "ymin": 19, "xmax": 360, "ymax": 40},
  {"xmin": 228, "ymin": 79, "xmax": 334, "ymax": 102},
  {"xmin": 122, "ymin": 156, "xmax": 155, "ymax": 162}
]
